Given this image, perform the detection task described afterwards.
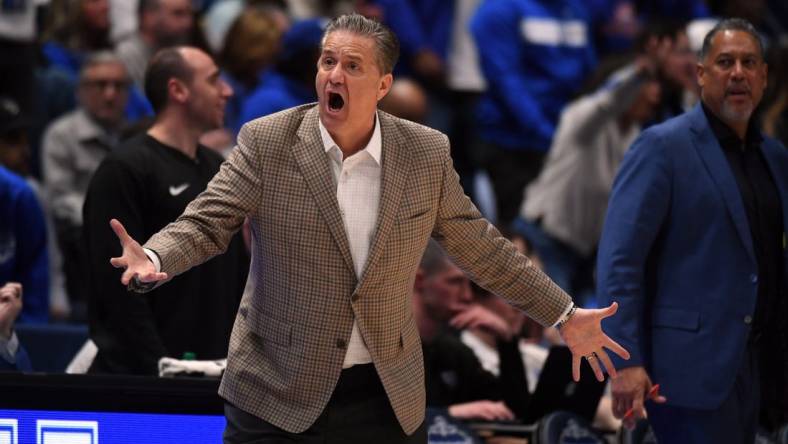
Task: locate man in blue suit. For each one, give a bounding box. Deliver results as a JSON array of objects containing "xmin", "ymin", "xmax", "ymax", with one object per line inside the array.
[{"xmin": 597, "ymin": 18, "xmax": 788, "ymax": 442}]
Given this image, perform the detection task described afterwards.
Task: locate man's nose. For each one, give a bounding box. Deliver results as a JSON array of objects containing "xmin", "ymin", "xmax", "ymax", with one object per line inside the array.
[
  {"xmin": 731, "ymin": 60, "xmax": 745, "ymax": 78},
  {"xmin": 221, "ymin": 79, "xmax": 234, "ymax": 98},
  {"xmin": 328, "ymin": 64, "xmax": 344, "ymax": 84}
]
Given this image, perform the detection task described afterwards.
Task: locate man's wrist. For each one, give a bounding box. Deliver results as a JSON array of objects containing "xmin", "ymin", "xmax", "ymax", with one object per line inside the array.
[{"xmin": 555, "ymin": 302, "xmax": 577, "ymax": 330}]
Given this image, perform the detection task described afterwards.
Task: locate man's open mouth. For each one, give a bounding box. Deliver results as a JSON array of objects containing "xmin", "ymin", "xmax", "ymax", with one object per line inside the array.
[{"xmin": 328, "ymin": 92, "xmax": 345, "ymax": 111}]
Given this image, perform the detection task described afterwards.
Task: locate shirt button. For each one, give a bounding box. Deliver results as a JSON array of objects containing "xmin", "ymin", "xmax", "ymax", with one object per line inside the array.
[
  {"xmin": 336, "ymin": 339, "xmax": 347, "ymax": 349},
  {"xmin": 749, "ymin": 274, "xmax": 758, "ymax": 284},
  {"xmin": 744, "ymin": 315, "xmax": 753, "ymax": 325}
]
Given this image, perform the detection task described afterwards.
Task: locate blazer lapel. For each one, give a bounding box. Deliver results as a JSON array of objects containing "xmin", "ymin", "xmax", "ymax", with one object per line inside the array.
[
  {"xmin": 292, "ymin": 106, "xmax": 356, "ymax": 276},
  {"xmin": 689, "ymin": 105, "xmax": 756, "ymax": 264},
  {"xmin": 357, "ymin": 112, "xmax": 410, "ymax": 289}
]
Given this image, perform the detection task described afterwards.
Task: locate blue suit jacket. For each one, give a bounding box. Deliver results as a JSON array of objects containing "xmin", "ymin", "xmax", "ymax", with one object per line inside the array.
[{"xmin": 597, "ymin": 104, "xmax": 788, "ymax": 409}]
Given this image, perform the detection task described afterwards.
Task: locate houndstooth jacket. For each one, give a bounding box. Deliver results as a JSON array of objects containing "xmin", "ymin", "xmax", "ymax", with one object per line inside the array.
[{"xmin": 144, "ymin": 104, "xmax": 571, "ymax": 434}]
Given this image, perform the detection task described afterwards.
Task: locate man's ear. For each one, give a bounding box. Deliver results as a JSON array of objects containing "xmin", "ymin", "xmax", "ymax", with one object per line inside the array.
[
  {"xmin": 414, "ymin": 269, "xmax": 425, "ymax": 293},
  {"xmin": 377, "ymin": 73, "xmax": 393, "ymax": 101},
  {"xmin": 696, "ymin": 62, "xmax": 705, "ymax": 89},
  {"xmin": 168, "ymin": 78, "xmax": 189, "ymax": 105}
]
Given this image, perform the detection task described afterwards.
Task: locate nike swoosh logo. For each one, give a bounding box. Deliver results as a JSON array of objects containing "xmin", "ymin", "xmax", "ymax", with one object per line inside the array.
[{"xmin": 169, "ymin": 183, "xmax": 190, "ymax": 196}]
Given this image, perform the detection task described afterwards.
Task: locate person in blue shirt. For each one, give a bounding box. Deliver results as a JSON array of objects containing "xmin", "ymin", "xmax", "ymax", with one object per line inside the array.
[
  {"xmin": 0, "ymin": 165, "xmax": 49, "ymax": 323},
  {"xmin": 470, "ymin": 0, "xmax": 597, "ymax": 226},
  {"xmin": 238, "ymin": 19, "xmax": 322, "ymax": 131}
]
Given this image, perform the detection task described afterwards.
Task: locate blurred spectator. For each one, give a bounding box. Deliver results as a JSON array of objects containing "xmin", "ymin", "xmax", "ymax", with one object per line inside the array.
[
  {"xmin": 40, "ymin": 0, "xmax": 152, "ymax": 124},
  {"xmin": 0, "ymin": 164, "xmax": 49, "ymax": 323},
  {"xmin": 219, "ymin": 6, "xmax": 283, "ymax": 133},
  {"xmin": 0, "ymin": 0, "xmax": 50, "ymax": 117},
  {"xmin": 286, "ymin": 0, "xmax": 356, "ymax": 19},
  {"xmin": 378, "ymin": 78, "xmax": 428, "ymax": 124},
  {"xmin": 202, "ymin": 0, "xmax": 289, "ymax": 54},
  {"xmin": 116, "ymin": 0, "xmax": 194, "ymax": 89},
  {"xmin": 42, "ymin": 52, "xmax": 129, "ymax": 319},
  {"xmin": 42, "ymin": 0, "xmax": 113, "ymax": 75},
  {"xmin": 763, "ymin": 44, "xmax": 788, "ymax": 145},
  {"xmin": 414, "ymin": 240, "xmax": 529, "ymax": 422},
  {"xmin": 238, "ymin": 18, "xmax": 321, "ymax": 129},
  {"xmin": 0, "ymin": 96, "xmax": 70, "ymax": 320},
  {"xmin": 469, "ymin": 0, "xmax": 597, "ymax": 226},
  {"xmin": 513, "ymin": 49, "xmax": 662, "ymax": 306},
  {"xmin": 83, "ymin": 47, "xmax": 248, "ymax": 375},
  {"xmin": 0, "ymin": 282, "xmax": 32, "ymax": 372},
  {"xmin": 638, "ymin": 20, "xmax": 698, "ymax": 125},
  {"xmin": 373, "ymin": 0, "xmax": 486, "ymax": 197}
]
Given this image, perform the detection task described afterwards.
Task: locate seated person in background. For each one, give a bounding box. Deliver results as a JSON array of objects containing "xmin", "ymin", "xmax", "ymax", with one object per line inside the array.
[
  {"xmin": 83, "ymin": 46, "xmax": 249, "ymax": 375},
  {"xmin": 0, "ymin": 164, "xmax": 49, "ymax": 323},
  {"xmin": 42, "ymin": 52, "xmax": 130, "ymax": 319},
  {"xmin": 0, "ymin": 282, "xmax": 32, "ymax": 372},
  {"xmin": 414, "ymin": 240, "xmax": 530, "ymax": 422}
]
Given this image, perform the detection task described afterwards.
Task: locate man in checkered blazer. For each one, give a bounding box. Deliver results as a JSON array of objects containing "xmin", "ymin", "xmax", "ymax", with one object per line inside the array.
[{"xmin": 108, "ymin": 13, "xmax": 629, "ymax": 444}]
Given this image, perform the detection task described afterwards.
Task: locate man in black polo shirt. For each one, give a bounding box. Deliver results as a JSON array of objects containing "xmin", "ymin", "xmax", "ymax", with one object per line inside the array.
[{"xmin": 83, "ymin": 47, "xmax": 249, "ymax": 375}]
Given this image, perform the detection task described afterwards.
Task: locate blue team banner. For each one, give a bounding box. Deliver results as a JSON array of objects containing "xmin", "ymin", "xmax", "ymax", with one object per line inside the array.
[{"xmin": 0, "ymin": 409, "xmax": 225, "ymax": 443}]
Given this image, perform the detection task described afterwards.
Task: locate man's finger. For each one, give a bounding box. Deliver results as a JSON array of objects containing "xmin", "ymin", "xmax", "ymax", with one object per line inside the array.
[
  {"xmin": 572, "ymin": 354, "xmax": 581, "ymax": 382},
  {"xmin": 110, "ymin": 257, "xmax": 127, "ymax": 269},
  {"xmin": 600, "ymin": 301, "xmax": 619, "ymax": 318},
  {"xmin": 138, "ymin": 272, "xmax": 168, "ymax": 283},
  {"xmin": 110, "ymin": 219, "xmax": 131, "ymax": 245},
  {"xmin": 596, "ymin": 349, "xmax": 618, "ymax": 378},
  {"xmin": 587, "ymin": 355, "xmax": 605, "ymax": 381},
  {"xmin": 605, "ymin": 336, "xmax": 630, "ymax": 360}
]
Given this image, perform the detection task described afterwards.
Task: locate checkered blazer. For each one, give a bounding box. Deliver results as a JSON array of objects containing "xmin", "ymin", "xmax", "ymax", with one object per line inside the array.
[{"xmin": 144, "ymin": 104, "xmax": 571, "ymax": 434}]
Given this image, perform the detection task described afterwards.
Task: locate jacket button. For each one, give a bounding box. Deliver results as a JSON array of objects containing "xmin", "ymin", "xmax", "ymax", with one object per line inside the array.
[
  {"xmin": 750, "ymin": 274, "xmax": 758, "ymax": 284},
  {"xmin": 744, "ymin": 315, "xmax": 753, "ymax": 325},
  {"xmin": 336, "ymin": 339, "xmax": 347, "ymax": 349},
  {"xmin": 351, "ymin": 294, "xmax": 360, "ymax": 303}
]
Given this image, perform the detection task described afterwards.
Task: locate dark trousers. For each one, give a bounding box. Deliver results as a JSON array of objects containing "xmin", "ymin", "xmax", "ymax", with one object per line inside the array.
[
  {"xmin": 223, "ymin": 364, "xmax": 427, "ymax": 444},
  {"xmin": 647, "ymin": 343, "xmax": 761, "ymax": 444}
]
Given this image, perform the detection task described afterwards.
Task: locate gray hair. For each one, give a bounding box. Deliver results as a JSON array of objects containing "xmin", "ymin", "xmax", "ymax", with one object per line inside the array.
[
  {"xmin": 79, "ymin": 51, "xmax": 127, "ymax": 83},
  {"xmin": 321, "ymin": 13, "xmax": 399, "ymax": 74},
  {"xmin": 419, "ymin": 240, "xmax": 451, "ymax": 278},
  {"xmin": 700, "ymin": 18, "xmax": 765, "ymax": 61}
]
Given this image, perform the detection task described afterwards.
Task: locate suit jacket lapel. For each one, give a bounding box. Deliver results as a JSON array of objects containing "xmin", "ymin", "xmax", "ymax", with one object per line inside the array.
[
  {"xmin": 357, "ymin": 112, "xmax": 410, "ymax": 289},
  {"xmin": 292, "ymin": 106, "xmax": 356, "ymax": 276},
  {"xmin": 689, "ymin": 104, "xmax": 757, "ymax": 264}
]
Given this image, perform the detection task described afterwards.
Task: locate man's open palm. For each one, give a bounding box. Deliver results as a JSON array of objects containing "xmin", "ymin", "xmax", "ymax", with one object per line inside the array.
[{"xmin": 109, "ymin": 219, "xmax": 168, "ymax": 286}]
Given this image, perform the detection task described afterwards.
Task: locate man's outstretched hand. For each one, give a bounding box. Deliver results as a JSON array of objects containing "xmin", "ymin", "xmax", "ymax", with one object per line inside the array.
[
  {"xmin": 109, "ymin": 219, "xmax": 168, "ymax": 287},
  {"xmin": 559, "ymin": 302, "xmax": 630, "ymax": 382}
]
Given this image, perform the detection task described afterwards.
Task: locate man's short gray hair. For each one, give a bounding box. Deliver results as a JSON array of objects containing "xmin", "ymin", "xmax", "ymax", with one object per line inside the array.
[
  {"xmin": 699, "ymin": 18, "xmax": 765, "ymax": 61},
  {"xmin": 321, "ymin": 13, "xmax": 400, "ymax": 74},
  {"xmin": 79, "ymin": 51, "xmax": 127, "ymax": 83}
]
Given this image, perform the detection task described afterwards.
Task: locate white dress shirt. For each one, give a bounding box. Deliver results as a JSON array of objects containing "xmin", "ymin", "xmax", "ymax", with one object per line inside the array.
[{"xmin": 319, "ymin": 114, "xmax": 382, "ymax": 368}]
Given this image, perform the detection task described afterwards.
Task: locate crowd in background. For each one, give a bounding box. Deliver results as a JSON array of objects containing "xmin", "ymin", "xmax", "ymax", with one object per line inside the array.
[{"xmin": 0, "ymin": 0, "xmax": 787, "ymax": 436}]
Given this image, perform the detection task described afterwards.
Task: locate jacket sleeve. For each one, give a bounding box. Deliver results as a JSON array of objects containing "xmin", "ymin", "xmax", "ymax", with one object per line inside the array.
[
  {"xmin": 144, "ymin": 122, "xmax": 264, "ymax": 277},
  {"xmin": 83, "ymin": 157, "xmax": 168, "ymax": 373},
  {"xmin": 469, "ymin": 1, "xmax": 554, "ymax": 144},
  {"xmin": 596, "ymin": 129, "xmax": 672, "ymax": 368},
  {"xmin": 13, "ymin": 182, "xmax": 49, "ymax": 323},
  {"xmin": 432, "ymin": 133, "xmax": 572, "ymax": 326}
]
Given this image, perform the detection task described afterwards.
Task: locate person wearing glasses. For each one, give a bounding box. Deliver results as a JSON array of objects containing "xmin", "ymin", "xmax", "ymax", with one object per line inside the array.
[{"xmin": 42, "ymin": 51, "xmax": 129, "ymax": 319}]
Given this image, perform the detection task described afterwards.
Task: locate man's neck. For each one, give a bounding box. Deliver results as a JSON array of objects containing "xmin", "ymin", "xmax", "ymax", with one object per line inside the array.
[
  {"xmin": 147, "ymin": 117, "xmax": 202, "ymax": 159},
  {"xmin": 324, "ymin": 116, "xmax": 375, "ymax": 159}
]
